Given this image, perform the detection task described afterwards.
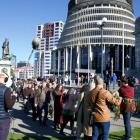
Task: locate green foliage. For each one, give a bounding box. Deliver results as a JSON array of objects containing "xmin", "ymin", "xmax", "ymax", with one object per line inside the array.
[{"xmin": 10, "ymin": 68, "xmax": 15, "ymax": 77}]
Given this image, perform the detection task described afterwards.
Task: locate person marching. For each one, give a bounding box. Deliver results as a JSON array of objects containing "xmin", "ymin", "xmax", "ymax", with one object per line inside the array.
[
  {"xmin": 118, "ymin": 76, "xmax": 135, "ymax": 140},
  {"xmin": 88, "ymin": 76, "xmax": 122, "ymax": 140},
  {"xmin": 60, "ymin": 88, "xmax": 78, "ymax": 135},
  {"xmin": 53, "ymin": 84, "xmax": 65, "ymax": 130},
  {"xmin": 37, "ymin": 80, "xmax": 50, "ymax": 126}
]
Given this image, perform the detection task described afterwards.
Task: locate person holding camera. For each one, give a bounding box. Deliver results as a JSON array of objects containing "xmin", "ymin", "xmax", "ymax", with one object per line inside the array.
[{"xmin": 0, "ymin": 72, "xmax": 16, "ymax": 140}]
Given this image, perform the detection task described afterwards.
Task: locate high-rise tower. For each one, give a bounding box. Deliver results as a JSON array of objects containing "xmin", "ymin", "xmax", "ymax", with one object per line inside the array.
[{"xmin": 35, "ymin": 21, "xmax": 64, "ymax": 77}]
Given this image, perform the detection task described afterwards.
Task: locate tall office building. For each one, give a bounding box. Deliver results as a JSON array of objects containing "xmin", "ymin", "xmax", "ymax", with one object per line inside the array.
[
  {"xmin": 35, "ymin": 21, "xmax": 64, "ymax": 77},
  {"xmin": 52, "ymin": 0, "xmax": 135, "ymax": 76}
]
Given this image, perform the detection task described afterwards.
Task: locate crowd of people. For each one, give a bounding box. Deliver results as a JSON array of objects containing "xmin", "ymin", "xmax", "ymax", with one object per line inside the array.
[{"xmin": 0, "ymin": 71, "xmax": 139, "ymax": 140}]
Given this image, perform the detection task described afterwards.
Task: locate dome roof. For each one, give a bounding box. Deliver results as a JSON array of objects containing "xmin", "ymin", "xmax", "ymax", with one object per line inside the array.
[
  {"xmin": 68, "ymin": 0, "xmax": 133, "ymax": 12},
  {"xmin": 69, "ymin": 0, "xmax": 132, "ymax": 4}
]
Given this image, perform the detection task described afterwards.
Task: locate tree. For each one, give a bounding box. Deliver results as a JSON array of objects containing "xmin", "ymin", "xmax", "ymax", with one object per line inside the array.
[{"xmin": 10, "ymin": 68, "xmax": 15, "ymax": 77}]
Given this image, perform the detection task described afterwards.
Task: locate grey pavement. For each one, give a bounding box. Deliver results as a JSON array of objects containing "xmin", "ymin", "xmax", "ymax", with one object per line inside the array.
[
  {"xmin": 10, "ymin": 101, "xmax": 140, "ymax": 138},
  {"xmin": 10, "ymin": 101, "xmax": 71, "ymax": 138}
]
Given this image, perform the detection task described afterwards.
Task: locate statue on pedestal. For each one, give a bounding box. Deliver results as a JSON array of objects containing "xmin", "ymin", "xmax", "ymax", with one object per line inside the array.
[{"xmin": 2, "ymin": 38, "xmax": 10, "ymax": 59}]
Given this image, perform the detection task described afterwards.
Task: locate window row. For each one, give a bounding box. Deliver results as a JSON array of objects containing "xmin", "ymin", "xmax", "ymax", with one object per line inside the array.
[
  {"xmin": 67, "ymin": 15, "xmax": 134, "ymax": 28},
  {"xmin": 64, "ymin": 29, "xmax": 134, "ymax": 40},
  {"xmin": 69, "ymin": 7, "xmax": 133, "ymax": 20},
  {"xmin": 55, "ymin": 22, "xmax": 64, "ymax": 27},
  {"xmin": 61, "ymin": 36, "xmax": 134, "ymax": 45},
  {"xmin": 65, "ymin": 23, "xmax": 134, "ymax": 34}
]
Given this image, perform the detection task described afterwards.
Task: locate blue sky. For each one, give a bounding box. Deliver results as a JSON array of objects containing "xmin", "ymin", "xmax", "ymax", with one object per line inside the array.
[{"xmin": 0, "ymin": 0, "xmax": 139, "ymax": 63}]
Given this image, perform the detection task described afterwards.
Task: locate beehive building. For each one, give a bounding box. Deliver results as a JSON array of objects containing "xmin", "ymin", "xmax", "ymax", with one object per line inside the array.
[{"xmin": 52, "ymin": 0, "xmax": 135, "ymax": 77}]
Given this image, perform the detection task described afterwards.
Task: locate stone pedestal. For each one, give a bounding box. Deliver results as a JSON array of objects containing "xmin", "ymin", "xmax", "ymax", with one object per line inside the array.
[
  {"xmin": 0, "ymin": 59, "xmax": 12, "ymax": 87},
  {"xmin": 0, "ymin": 59, "xmax": 11, "ymax": 76}
]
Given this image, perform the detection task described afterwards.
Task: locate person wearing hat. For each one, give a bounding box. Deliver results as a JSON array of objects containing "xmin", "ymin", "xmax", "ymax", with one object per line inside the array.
[{"xmin": 0, "ymin": 72, "xmax": 16, "ymax": 140}]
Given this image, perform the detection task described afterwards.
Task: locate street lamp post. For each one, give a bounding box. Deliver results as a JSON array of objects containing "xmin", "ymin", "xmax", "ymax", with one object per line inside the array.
[
  {"xmin": 77, "ymin": 41, "xmax": 80, "ymax": 86},
  {"xmin": 97, "ymin": 17, "xmax": 107, "ymax": 78},
  {"xmin": 26, "ymin": 37, "xmax": 40, "ymax": 79}
]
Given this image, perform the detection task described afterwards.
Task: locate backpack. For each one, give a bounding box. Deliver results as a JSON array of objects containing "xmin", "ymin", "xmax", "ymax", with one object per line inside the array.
[{"xmin": 121, "ymin": 98, "xmax": 136, "ymax": 113}]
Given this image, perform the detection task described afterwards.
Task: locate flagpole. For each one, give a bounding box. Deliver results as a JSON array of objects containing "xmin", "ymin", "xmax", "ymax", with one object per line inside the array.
[
  {"xmin": 58, "ymin": 50, "xmax": 60, "ymax": 77},
  {"xmin": 63, "ymin": 48, "xmax": 65, "ymax": 78},
  {"xmin": 122, "ymin": 21, "xmax": 125, "ymax": 76},
  {"xmin": 88, "ymin": 38, "xmax": 92, "ymax": 83},
  {"xmin": 77, "ymin": 41, "xmax": 80, "ymax": 86},
  {"xmin": 70, "ymin": 46, "xmax": 72, "ymax": 87},
  {"xmin": 88, "ymin": 44, "xmax": 90, "ymax": 82}
]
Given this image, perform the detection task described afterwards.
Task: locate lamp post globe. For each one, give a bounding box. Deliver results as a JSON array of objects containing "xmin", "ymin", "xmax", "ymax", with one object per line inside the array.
[
  {"xmin": 102, "ymin": 17, "xmax": 107, "ymax": 23},
  {"xmin": 32, "ymin": 37, "xmax": 40, "ymax": 50},
  {"xmin": 97, "ymin": 17, "xmax": 107, "ymax": 27},
  {"xmin": 97, "ymin": 21, "xmax": 102, "ymax": 26}
]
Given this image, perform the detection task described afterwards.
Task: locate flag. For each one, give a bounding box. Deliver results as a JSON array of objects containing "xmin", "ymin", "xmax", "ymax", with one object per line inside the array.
[
  {"xmin": 89, "ymin": 45, "xmax": 93, "ymax": 61},
  {"xmin": 77, "ymin": 45, "xmax": 79, "ymax": 67}
]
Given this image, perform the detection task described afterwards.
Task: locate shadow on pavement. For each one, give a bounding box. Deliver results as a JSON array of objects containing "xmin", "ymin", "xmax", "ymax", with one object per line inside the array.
[
  {"xmin": 10, "ymin": 102, "xmax": 63, "ymax": 139},
  {"xmin": 132, "ymin": 113, "xmax": 140, "ymax": 120}
]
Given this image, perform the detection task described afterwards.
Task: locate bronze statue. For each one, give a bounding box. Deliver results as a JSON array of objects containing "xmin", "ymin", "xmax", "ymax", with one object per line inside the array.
[{"xmin": 2, "ymin": 38, "xmax": 10, "ymax": 59}]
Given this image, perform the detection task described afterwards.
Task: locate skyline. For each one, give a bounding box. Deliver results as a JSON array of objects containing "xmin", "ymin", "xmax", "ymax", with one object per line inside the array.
[{"xmin": 0, "ymin": 0, "xmax": 139, "ymax": 63}]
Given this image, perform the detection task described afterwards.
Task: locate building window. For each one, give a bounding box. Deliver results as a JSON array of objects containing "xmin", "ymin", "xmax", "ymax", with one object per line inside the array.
[
  {"xmin": 38, "ymin": 26, "xmax": 41, "ymax": 30},
  {"xmin": 55, "ymin": 22, "xmax": 59, "ymax": 27}
]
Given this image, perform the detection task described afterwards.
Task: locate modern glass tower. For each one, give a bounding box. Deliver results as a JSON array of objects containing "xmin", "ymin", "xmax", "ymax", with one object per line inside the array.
[{"xmin": 52, "ymin": 0, "xmax": 135, "ymax": 77}]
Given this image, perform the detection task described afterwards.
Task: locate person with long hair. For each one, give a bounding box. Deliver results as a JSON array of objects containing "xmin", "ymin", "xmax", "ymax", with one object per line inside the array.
[
  {"xmin": 76, "ymin": 84, "xmax": 88, "ymax": 140},
  {"xmin": 53, "ymin": 84, "xmax": 65, "ymax": 129},
  {"xmin": 83, "ymin": 80, "xmax": 96, "ymax": 140},
  {"xmin": 60, "ymin": 88, "xmax": 78, "ymax": 135}
]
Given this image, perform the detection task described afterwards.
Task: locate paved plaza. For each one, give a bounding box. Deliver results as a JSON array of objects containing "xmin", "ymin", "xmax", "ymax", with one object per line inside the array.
[{"xmin": 10, "ymin": 101, "xmax": 140, "ymax": 139}]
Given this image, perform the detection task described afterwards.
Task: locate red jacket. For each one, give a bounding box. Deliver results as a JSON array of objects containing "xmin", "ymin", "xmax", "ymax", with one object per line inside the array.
[
  {"xmin": 119, "ymin": 85, "xmax": 135, "ymax": 112},
  {"xmin": 119, "ymin": 85, "xmax": 134, "ymax": 99}
]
